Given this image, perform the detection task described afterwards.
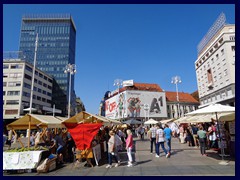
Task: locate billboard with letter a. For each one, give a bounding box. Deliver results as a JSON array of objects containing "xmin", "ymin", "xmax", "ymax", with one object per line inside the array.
[{"xmin": 105, "ymin": 90, "xmax": 167, "ymax": 119}]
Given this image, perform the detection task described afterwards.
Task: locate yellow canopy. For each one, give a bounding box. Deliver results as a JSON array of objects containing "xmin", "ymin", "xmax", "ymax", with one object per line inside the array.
[
  {"xmin": 62, "ymin": 111, "xmax": 121, "ymax": 125},
  {"xmin": 7, "ymin": 114, "xmax": 64, "ymax": 130}
]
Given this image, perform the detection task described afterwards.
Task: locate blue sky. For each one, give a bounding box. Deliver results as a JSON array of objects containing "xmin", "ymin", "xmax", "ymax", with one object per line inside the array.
[{"xmin": 3, "ymin": 4, "xmax": 235, "ymax": 114}]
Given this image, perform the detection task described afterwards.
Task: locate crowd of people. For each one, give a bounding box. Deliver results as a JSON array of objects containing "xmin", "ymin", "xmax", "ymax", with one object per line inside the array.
[
  {"xmin": 175, "ymin": 120, "xmax": 232, "ymax": 157},
  {"xmin": 3, "ymin": 119, "xmax": 232, "ymax": 170}
]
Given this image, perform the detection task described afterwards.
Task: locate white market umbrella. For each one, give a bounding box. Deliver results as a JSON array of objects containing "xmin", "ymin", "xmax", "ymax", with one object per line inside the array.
[
  {"xmin": 186, "ymin": 103, "xmax": 235, "ymax": 165},
  {"xmin": 186, "ymin": 103, "xmax": 235, "ymax": 116},
  {"xmin": 174, "ymin": 116, "xmax": 191, "ymax": 124},
  {"xmin": 144, "ymin": 118, "xmax": 158, "ymax": 125},
  {"xmin": 23, "ymin": 107, "xmax": 37, "ymax": 112}
]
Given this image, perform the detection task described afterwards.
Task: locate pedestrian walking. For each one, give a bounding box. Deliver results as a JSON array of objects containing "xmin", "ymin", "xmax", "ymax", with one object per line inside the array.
[
  {"xmin": 125, "ymin": 129, "xmax": 133, "ymax": 167},
  {"xmin": 106, "ymin": 131, "xmax": 120, "ymax": 168},
  {"xmin": 149, "ymin": 125, "xmax": 157, "ymax": 154},
  {"xmin": 164, "ymin": 124, "xmax": 172, "ymax": 157},
  {"xmin": 197, "ymin": 126, "xmax": 208, "ymax": 156},
  {"xmin": 155, "ymin": 124, "xmax": 168, "ymax": 158},
  {"xmin": 191, "ymin": 124, "xmax": 199, "ymax": 147}
]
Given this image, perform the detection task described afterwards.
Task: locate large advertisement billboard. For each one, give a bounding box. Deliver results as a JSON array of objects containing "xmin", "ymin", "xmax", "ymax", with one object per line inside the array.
[{"xmin": 105, "ymin": 90, "xmax": 167, "ymax": 119}]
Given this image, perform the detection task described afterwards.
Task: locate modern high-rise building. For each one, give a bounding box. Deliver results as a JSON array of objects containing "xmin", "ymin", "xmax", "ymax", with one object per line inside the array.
[
  {"xmin": 195, "ymin": 13, "xmax": 235, "ymax": 108},
  {"xmin": 19, "ymin": 14, "xmax": 77, "ymax": 116}
]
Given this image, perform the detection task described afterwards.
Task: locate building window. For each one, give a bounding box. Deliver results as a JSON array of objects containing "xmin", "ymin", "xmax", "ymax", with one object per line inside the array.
[
  {"xmin": 25, "ymin": 65, "xmax": 33, "ymax": 72},
  {"xmin": 207, "ymin": 69, "xmax": 213, "ymax": 84},
  {"xmin": 23, "ymin": 92, "xmax": 30, "ymax": 97},
  {"xmin": 221, "ymin": 49, "xmax": 224, "ymax": 56},
  {"xmin": 3, "ymin": 64, "xmax": 9, "ymax": 69},
  {"xmin": 24, "ymin": 74, "xmax": 32, "ymax": 80},
  {"xmin": 7, "ymin": 91, "xmax": 20, "ymax": 96},
  {"xmin": 8, "ymin": 81, "xmax": 21, "ymax": 87},
  {"xmin": 229, "ymin": 36, "xmax": 235, "ymax": 41},
  {"xmin": 3, "ymin": 73, "xmax": 8, "ymax": 78},
  {"xmin": 38, "ymin": 81, "xmax": 42, "ymax": 85},
  {"xmin": 216, "ymin": 54, "xmax": 219, "ymax": 60},
  {"xmin": 224, "ymin": 69, "xmax": 228, "ymax": 76},
  {"xmin": 9, "ymin": 73, "xmax": 22, "ymax": 78},
  {"xmin": 219, "ymin": 38, "xmax": 223, "ymax": 44},
  {"xmin": 231, "ymin": 46, "xmax": 235, "ymax": 52},
  {"xmin": 24, "ymin": 83, "xmax": 31, "ymax": 89},
  {"xmin": 11, "ymin": 64, "xmax": 23, "ymax": 69},
  {"xmin": 6, "ymin": 100, "xmax": 19, "ymax": 105},
  {"xmin": 5, "ymin": 109, "xmax": 18, "ymax": 115}
]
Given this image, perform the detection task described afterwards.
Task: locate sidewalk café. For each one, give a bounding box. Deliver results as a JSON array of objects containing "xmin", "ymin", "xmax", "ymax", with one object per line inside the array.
[{"xmin": 173, "ymin": 104, "xmax": 235, "ymax": 159}]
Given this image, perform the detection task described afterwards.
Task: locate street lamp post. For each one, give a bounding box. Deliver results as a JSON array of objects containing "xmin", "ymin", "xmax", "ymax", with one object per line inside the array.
[
  {"xmin": 29, "ymin": 33, "xmax": 38, "ymax": 114},
  {"xmin": 171, "ymin": 76, "xmax": 181, "ymax": 118},
  {"xmin": 64, "ymin": 64, "xmax": 77, "ymax": 118},
  {"xmin": 113, "ymin": 79, "xmax": 123, "ymax": 121}
]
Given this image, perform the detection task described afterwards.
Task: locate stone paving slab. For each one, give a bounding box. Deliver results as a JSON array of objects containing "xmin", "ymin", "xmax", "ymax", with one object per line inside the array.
[{"xmin": 3, "ymin": 136, "xmax": 235, "ymax": 176}]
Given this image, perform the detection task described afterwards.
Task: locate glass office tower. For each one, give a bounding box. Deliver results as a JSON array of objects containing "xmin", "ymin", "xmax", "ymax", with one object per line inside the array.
[{"xmin": 19, "ymin": 14, "xmax": 77, "ymax": 116}]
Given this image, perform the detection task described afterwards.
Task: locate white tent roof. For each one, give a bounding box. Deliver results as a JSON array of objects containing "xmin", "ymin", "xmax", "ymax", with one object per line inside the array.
[
  {"xmin": 175, "ymin": 112, "xmax": 235, "ymax": 124},
  {"xmin": 144, "ymin": 118, "xmax": 158, "ymax": 125},
  {"xmin": 186, "ymin": 103, "xmax": 235, "ymax": 116}
]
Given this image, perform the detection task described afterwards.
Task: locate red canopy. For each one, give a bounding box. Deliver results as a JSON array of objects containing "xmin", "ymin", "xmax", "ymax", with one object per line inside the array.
[{"xmin": 65, "ymin": 123, "xmax": 102, "ymax": 150}]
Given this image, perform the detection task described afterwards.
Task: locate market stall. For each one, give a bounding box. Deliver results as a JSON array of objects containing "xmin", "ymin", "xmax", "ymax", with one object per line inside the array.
[
  {"xmin": 62, "ymin": 111, "xmax": 122, "ymax": 166},
  {"xmin": 4, "ymin": 114, "xmax": 64, "ymax": 171}
]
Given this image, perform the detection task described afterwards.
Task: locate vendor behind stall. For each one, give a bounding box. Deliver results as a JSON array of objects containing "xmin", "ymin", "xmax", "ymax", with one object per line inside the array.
[{"xmin": 51, "ymin": 129, "xmax": 66, "ymax": 164}]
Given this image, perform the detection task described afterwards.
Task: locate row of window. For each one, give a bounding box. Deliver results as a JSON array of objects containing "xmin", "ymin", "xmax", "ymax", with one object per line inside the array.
[
  {"xmin": 3, "ymin": 80, "xmax": 52, "ymax": 92},
  {"xmin": 32, "ymin": 94, "xmax": 52, "ymax": 103},
  {"xmin": 4, "ymin": 109, "xmax": 18, "ymax": 115},
  {"xmin": 201, "ymin": 89, "xmax": 232, "ymax": 104},
  {"xmin": 21, "ymin": 36, "xmax": 69, "ymax": 42},
  {"xmin": 22, "ymin": 26, "xmax": 70, "ymax": 35},
  {"xmin": 3, "ymin": 64, "xmax": 23, "ymax": 69},
  {"xmin": 196, "ymin": 37, "xmax": 224, "ymax": 68},
  {"xmin": 3, "ymin": 81, "xmax": 21, "ymax": 87},
  {"xmin": 25, "ymin": 66, "xmax": 53, "ymax": 83},
  {"xmin": 3, "ymin": 73, "xmax": 22, "ymax": 78}
]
